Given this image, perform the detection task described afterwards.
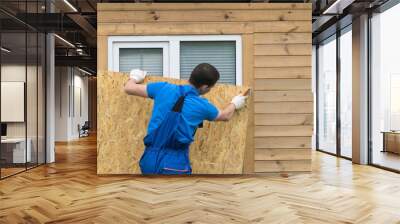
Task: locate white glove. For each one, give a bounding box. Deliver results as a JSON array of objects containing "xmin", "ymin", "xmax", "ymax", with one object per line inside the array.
[
  {"xmin": 130, "ymin": 69, "xmax": 147, "ymax": 83},
  {"xmin": 231, "ymin": 94, "xmax": 248, "ymax": 110}
]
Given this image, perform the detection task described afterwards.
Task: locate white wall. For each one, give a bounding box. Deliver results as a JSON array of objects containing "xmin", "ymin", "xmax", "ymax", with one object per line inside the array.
[
  {"xmin": 1, "ymin": 65, "xmax": 36, "ymax": 138},
  {"xmin": 54, "ymin": 66, "xmax": 89, "ymax": 141}
]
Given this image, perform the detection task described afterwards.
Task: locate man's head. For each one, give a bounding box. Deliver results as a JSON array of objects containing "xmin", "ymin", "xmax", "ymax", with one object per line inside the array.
[{"xmin": 189, "ymin": 63, "xmax": 220, "ymax": 95}]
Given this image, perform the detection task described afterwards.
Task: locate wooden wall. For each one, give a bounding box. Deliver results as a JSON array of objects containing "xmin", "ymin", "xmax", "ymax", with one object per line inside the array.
[{"xmin": 97, "ymin": 3, "xmax": 312, "ymax": 173}]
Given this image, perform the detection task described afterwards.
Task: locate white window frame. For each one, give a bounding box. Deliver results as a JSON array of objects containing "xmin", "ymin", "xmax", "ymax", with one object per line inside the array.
[
  {"xmin": 112, "ymin": 42, "xmax": 169, "ymax": 76},
  {"xmin": 108, "ymin": 35, "xmax": 242, "ymax": 85}
]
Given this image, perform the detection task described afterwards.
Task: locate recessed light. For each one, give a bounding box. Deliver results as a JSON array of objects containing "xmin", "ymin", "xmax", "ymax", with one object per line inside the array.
[{"xmin": 1, "ymin": 47, "xmax": 11, "ymax": 53}]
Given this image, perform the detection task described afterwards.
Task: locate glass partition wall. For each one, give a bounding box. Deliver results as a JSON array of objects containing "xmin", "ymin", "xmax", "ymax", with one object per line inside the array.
[
  {"xmin": 316, "ymin": 26, "xmax": 352, "ymax": 159},
  {"xmin": 0, "ymin": 1, "xmax": 46, "ymax": 179},
  {"xmin": 370, "ymin": 3, "xmax": 400, "ymax": 171},
  {"xmin": 317, "ymin": 35, "xmax": 337, "ymax": 154}
]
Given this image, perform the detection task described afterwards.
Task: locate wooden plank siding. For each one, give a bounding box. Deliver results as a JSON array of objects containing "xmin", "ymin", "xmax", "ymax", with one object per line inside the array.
[{"xmin": 97, "ymin": 3, "xmax": 312, "ymax": 173}]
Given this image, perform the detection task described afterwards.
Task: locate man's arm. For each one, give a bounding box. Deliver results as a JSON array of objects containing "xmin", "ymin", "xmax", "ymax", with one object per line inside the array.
[
  {"xmin": 124, "ymin": 69, "xmax": 148, "ymax": 97},
  {"xmin": 215, "ymin": 104, "xmax": 236, "ymax": 121},
  {"xmin": 214, "ymin": 94, "xmax": 248, "ymax": 121},
  {"xmin": 124, "ymin": 79, "xmax": 148, "ymax": 98}
]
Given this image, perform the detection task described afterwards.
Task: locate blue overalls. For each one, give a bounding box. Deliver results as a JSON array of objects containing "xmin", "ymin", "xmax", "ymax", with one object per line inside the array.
[{"xmin": 139, "ymin": 86, "xmax": 198, "ymax": 175}]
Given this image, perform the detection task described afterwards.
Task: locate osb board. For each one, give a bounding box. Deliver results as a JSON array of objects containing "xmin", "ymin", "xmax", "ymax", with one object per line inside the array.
[{"xmin": 97, "ymin": 72, "xmax": 250, "ymax": 174}]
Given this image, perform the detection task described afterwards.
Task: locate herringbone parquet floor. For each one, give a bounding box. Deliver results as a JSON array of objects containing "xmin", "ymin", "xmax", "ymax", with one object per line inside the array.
[{"xmin": 1, "ymin": 135, "xmax": 400, "ymax": 224}]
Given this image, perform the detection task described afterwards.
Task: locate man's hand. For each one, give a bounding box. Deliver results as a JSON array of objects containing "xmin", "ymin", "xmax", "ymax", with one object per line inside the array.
[
  {"xmin": 130, "ymin": 69, "xmax": 147, "ymax": 83},
  {"xmin": 231, "ymin": 94, "xmax": 248, "ymax": 110}
]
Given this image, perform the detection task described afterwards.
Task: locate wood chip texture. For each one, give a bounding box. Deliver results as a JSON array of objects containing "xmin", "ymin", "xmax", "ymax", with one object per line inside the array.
[{"xmin": 97, "ymin": 72, "xmax": 250, "ymax": 174}]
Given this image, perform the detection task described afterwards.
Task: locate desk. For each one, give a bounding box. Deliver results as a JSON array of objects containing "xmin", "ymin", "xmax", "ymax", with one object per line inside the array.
[
  {"xmin": 1, "ymin": 138, "xmax": 31, "ymax": 163},
  {"xmin": 382, "ymin": 131, "xmax": 400, "ymax": 155}
]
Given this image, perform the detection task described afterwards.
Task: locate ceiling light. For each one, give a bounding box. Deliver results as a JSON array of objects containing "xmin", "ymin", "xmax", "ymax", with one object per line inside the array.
[
  {"xmin": 323, "ymin": 0, "xmax": 355, "ymax": 15},
  {"xmin": 54, "ymin": 34, "xmax": 75, "ymax": 48},
  {"xmin": 63, "ymin": 0, "xmax": 78, "ymax": 12},
  {"xmin": 78, "ymin": 67, "xmax": 93, "ymax": 76},
  {"xmin": 1, "ymin": 47, "xmax": 11, "ymax": 53}
]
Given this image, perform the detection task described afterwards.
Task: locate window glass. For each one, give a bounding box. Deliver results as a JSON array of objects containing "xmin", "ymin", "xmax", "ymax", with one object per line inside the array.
[
  {"xmin": 340, "ymin": 28, "xmax": 352, "ymax": 158},
  {"xmin": 1, "ymin": 26, "xmax": 28, "ymax": 177},
  {"xmin": 119, "ymin": 48, "xmax": 163, "ymax": 76},
  {"xmin": 180, "ymin": 41, "xmax": 236, "ymax": 84},
  {"xmin": 318, "ymin": 36, "xmax": 337, "ymax": 154},
  {"xmin": 371, "ymin": 3, "xmax": 400, "ymax": 171}
]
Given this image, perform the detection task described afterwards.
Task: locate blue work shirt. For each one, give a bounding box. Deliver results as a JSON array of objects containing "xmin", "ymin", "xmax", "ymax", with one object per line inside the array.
[{"xmin": 146, "ymin": 82, "xmax": 219, "ymax": 136}]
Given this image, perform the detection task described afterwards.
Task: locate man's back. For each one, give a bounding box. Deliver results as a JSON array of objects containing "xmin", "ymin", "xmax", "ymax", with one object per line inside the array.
[{"xmin": 146, "ymin": 82, "xmax": 219, "ymax": 136}]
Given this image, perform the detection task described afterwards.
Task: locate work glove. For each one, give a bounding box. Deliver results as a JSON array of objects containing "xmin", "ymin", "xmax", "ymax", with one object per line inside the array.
[
  {"xmin": 129, "ymin": 69, "xmax": 147, "ymax": 83},
  {"xmin": 231, "ymin": 94, "xmax": 248, "ymax": 110}
]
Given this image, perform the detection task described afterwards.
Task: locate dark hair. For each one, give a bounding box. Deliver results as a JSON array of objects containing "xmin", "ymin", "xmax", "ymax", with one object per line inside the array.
[{"xmin": 189, "ymin": 63, "xmax": 220, "ymax": 88}]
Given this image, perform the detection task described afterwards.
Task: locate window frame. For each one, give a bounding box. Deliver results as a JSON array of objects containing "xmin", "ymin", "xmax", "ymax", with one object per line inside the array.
[
  {"xmin": 315, "ymin": 24, "xmax": 353, "ymax": 161},
  {"xmin": 108, "ymin": 35, "xmax": 243, "ymax": 85}
]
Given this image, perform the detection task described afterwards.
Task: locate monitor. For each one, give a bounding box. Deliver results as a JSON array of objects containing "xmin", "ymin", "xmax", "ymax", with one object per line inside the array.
[{"xmin": 1, "ymin": 123, "xmax": 7, "ymax": 137}]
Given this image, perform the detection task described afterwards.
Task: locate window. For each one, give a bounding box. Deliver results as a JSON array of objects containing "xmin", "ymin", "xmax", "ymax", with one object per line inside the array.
[
  {"xmin": 371, "ymin": 3, "xmax": 400, "ymax": 171},
  {"xmin": 119, "ymin": 48, "xmax": 164, "ymax": 76},
  {"xmin": 339, "ymin": 27, "xmax": 352, "ymax": 158},
  {"xmin": 317, "ymin": 35, "xmax": 337, "ymax": 154},
  {"xmin": 180, "ymin": 41, "xmax": 236, "ymax": 84},
  {"xmin": 390, "ymin": 74, "xmax": 400, "ymax": 130},
  {"xmin": 108, "ymin": 36, "xmax": 242, "ymax": 85}
]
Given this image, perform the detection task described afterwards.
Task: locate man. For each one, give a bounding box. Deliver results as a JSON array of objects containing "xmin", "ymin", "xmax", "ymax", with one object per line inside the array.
[{"xmin": 124, "ymin": 63, "xmax": 247, "ymax": 175}]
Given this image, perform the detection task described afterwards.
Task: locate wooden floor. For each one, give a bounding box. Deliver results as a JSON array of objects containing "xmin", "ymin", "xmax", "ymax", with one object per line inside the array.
[
  {"xmin": 372, "ymin": 150, "xmax": 400, "ymax": 171},
  {"xmin": 1, "ymin": 135, "xmax": 400, "ymax": 224}
]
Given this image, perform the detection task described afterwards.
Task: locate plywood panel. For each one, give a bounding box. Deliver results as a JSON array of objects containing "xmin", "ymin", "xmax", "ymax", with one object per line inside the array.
[
  {"xmin": 255, "ymin": 137, "xmax": 311, "ymax": 149},
  {"xmin": 254, "ymin": 90, "xmax": 313, "ymax": 102},
  {"xmin": 255, "ymin": 114, "xmax": 313, "ymax": 126},
  {"xmin": 255, "ymin": 148, "xmax": 311, "ymax": 160},
  {"xmin": 254, "ymin": 160, "xmax": 311, "ymax": 172},
  {"xmin": 254, "ymin": 79, "xmax": 311, "ymax": 90},
  {"xmin": 98, "ymin": 3, "xmax": 312, "ymax": 11},
  {"xmin": 254, "ymin": 55, "xmax": 311, "ymax": 67},
  {"xmin": 254, "ymin": 67, "xmax": 311, "ymax": 79},
  {"xmin": 254, "ymin": 44, "xmax": 311, "ymax": 56},
  {"xmin": 98, "ymin": 10, "xmax": 310, "ymax": 23},
  {"xmin": 254, "ymin": 33, "xmax": 311, "ymax": 44},
  {"xmin": 255, "ymin": 125, "xmax": 313, "ymax": 137},
  {"xmin": 255, "ymin": 102, "xmax": 313, "ymax": 114},
  {"xmin": 97, "ymin": 72, "xmax": 250, "ymax": 174}
]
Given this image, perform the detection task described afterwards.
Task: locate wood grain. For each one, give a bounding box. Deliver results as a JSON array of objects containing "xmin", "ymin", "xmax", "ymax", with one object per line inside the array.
[
  {"xmin": 97, "ymin": 72, "xmax": 250, "ymax": 174},
  {"xmin": 254, "ymin": 33, "xmax": 311, "ymax": 44},
  {"xmin": 98, "ymin": 10, "xmax": 310, "ymax": 23},
  {"xmin": 255, "ymin": 114, "xmax": 313, "ymax": 126},
  {"xmin": 255, "ymin": 136, "xmax": 311, "ymax": 149},
  {"xmin": 3, "ymin": 135, "xmax": 400, "ymax": 223},
  {"xmin": 255, "ymin": 148, "xmax": 311, "ymax": 160},
  {"xmin": 254, "ymin": 55, "xmax": 311, "ymax": 68},
  {"xmin": 255, "ymin": 160, "xmax": 311, "ymax": 172},
  {"xmin": 254, "ymin": 79, "xmax": 311, "ymax": 90},
  {"xmin": 255, "ymin": 102, "xmax": 313, "ymax": 114},
  {"xmin": 254, "ymin": 44, "xmax": 311, "ymax": 56},
  {"xmin": 98, "ymin": 3, "xmax": 312, "ymax": 11},
  {"xmin": 255, "ymin": 125, "xmax": 313, "ymax": 137},
  {"xmin": 254, "ymin": 90, "xmax": 313, "ymax": 102},
  {"xmin": 254, "ymin": 67, "xmax": 311, "ymax": 79},
  {"xmin": 97, "ymin": 22, "xmax": 254, "ymax": 36}
]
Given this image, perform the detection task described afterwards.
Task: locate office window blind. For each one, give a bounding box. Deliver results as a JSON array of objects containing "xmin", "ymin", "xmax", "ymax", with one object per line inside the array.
[
  {"xmin": 119, "ymin": 48, "xmax": 163, "ymax": 76},
  {"xmin": 180, "ymin": 41, "xmax": 236, "ymax": 84}
]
